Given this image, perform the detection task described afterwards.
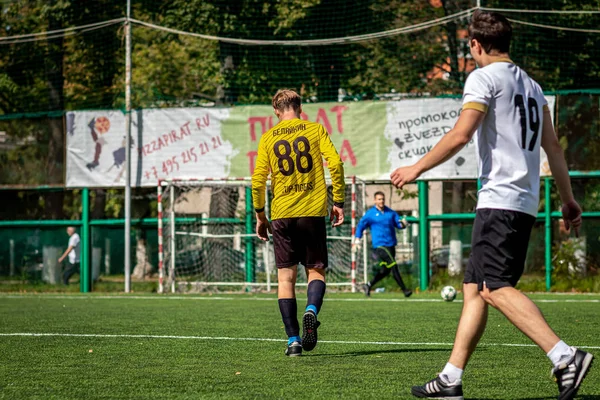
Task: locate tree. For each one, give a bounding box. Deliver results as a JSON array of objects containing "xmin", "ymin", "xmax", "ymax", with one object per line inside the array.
[
  {"xmin": 0, "ymin": 0, "xmax": 124, "ymax": 218},
  {"xmin": 484, "ymin": 0, "xmax": 600, "ymax": 91},
  {"xmin": 1, "ymin": 0, "xmax": 599, "ymax": 204}
]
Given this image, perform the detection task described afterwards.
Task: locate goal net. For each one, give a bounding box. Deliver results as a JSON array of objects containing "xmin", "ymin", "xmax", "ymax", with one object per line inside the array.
[{"xmin": 157, "ymin": 177, "xmax": 367, "ymax": 293}]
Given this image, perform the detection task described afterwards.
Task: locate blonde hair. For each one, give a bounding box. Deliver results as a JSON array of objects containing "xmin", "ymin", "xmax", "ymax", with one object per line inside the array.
[{"xmin": 272, "ymin": 89, "xmax": 301, "ymax": 113}]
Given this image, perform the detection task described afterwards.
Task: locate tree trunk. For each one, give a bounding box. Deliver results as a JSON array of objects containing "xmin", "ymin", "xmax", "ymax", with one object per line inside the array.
[
  {"xmin": 218, "ymin": 43, "xmax": 237, "ymax": 105},
  {"xmin": 133, "ymin": 229, "xmax": 153, "ymax": 280},
  {"xmin": 91, "ymin": 190, "xmax": 107, "ymax": 219},
  {"xmin": 45, "ymin": 9, "xmax": 66, "ymax": 219},
  {"xmin": 450, "ymin": 181, "xmax": 463, "ymax": 239},
  {"xmin": 448, "ymin": 182, "xmax": 464, "ymax": 276},
  {"xmin": 207, "ymin": 187, "xmax": 240, "ymax": 281},
  {"xmin": 441, "ymin": 0, "xmax": 464, "ymax": 87}
]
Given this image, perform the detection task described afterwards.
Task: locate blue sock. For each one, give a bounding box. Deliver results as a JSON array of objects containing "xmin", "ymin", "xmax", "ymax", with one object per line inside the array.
[
  {"xmin": 288, "ymin": 335, "xmax": 301, "ymax": 345},
  {"xmin": 305, "ymin": 304, "xmax": 317, "ymax": 316}
]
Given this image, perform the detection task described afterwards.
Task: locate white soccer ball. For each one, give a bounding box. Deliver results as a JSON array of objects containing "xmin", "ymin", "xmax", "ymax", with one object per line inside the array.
[{"xmin": 441, "ymin": 285, "xmax": 457, "ymax": 302}]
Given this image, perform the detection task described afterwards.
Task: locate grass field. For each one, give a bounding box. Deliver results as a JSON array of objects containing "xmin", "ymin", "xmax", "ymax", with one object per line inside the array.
[{"xmin": 1, "ymin": 292, "xmax": 599, "ymax": 399}]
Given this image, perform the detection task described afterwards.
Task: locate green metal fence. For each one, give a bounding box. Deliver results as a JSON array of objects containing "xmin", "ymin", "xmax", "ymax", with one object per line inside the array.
[
  {"xmin": 414, "ymin": 171, "xmax": 600, "ymax": 292},
  {"xmin": 0, "ymin": 171, "xmax": 598, "ymax": 292}
]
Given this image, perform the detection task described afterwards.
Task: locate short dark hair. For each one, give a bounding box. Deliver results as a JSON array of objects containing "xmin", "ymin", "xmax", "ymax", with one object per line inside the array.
[
  {"xmin": 272, "ymin": 89, "xmax": 301, "ymax": 113},
  {"xmin": 468, "ymin": 10, "xmax": 512, "ymax": 54},
  {"xmin": 374, "ymin": 191, "xmax": 385, "ymax": 198}
]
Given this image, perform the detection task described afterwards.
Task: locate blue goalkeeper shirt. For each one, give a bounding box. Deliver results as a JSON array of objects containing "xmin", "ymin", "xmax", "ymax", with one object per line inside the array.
[{"xmin": 355, "ymin": 205, "xmax": 405, "ymax": 248}]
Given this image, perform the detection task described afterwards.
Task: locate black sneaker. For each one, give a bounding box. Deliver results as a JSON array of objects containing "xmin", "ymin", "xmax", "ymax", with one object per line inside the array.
[
  {"xmin": 411, "ymin": 375, "xmax": 464, "ymax": 399},
  {"xmin": 553, "ymin": 347, "xmax": 594, "ymax": 400},
  {"xmin": 301, "ymin": 311, "xmax": 320, "ymax": 352},
  {"xmin": 363, "ymin": 284, "xmax": 371, "ymax": 297},
  {"xmin": 284, "ymin": 340, "xmax": 302, "ymax": 357},
  {"xmin": 404, "ymin": 290, "xmax": 413, "ymax": 298}
]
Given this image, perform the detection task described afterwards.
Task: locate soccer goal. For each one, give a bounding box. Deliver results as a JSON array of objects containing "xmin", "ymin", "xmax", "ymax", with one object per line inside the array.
[{"xmin": 157, "ymin": 177, "xmax": 368, "ymax": 293}]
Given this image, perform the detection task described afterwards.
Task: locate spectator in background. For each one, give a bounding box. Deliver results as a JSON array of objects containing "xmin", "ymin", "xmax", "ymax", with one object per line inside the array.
[{"xmin": 58, "ymin": 226, "xmax": 81, "ymax": 285}]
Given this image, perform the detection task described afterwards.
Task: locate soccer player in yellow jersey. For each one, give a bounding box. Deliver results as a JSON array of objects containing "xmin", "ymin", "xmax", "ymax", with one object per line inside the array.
[{"xmin": 251, "ymin": 89, "xmax": 345, "ymax": 357}]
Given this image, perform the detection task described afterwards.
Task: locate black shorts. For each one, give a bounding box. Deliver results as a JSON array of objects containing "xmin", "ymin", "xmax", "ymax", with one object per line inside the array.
[
  {"xmin": 271, "ymin": 217, "xmax": 328, "ymax": 269},
  {"xmin": 372, "ymin": 246, "xmax": 396, "ymax": 268},
  {"xmin": 464, "ymin": 208, "xmax": 535, "ymax": 291}
]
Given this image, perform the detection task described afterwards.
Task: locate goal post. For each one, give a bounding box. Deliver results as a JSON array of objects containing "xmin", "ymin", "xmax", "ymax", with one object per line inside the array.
[{"xmin": 157, "ymin": 177, "xmax": 367, "ymax": 293}]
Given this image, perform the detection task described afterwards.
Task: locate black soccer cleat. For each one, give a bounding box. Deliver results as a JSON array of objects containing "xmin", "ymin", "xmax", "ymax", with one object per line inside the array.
[
  {"xmin": 301, "ymin": 311, "xmax": 320, "ymax": 352},
  {"xmin": 553, "ymin": 347, "xmax": 594, "ymax": 400},
  {"xmin": 284, "ymin": 340, "xmax": 302, "ymax": 357},
  {"xmin": 411, "ymin": 375, "xmax": 464, "ymax": 399},
  {"xmin": 404, "ymin": 290, "xmax": 413, "ymax": 298},
  {"xmin": 363, "ymin": 284, "xmax": 371, "ymax": 297}
]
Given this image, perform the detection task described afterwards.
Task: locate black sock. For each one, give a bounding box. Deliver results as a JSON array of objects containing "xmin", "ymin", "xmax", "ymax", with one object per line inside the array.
[
  {"xmin": 306, "ymin": 279, "xmax": 326, "ymax": 315},
  {"xmin": 391, "ymin": 266, "xmax": 407, "ymax": 291},
  {"xmin": 278, "ymin": 298, "xmax": 299, "ymax": 338}
]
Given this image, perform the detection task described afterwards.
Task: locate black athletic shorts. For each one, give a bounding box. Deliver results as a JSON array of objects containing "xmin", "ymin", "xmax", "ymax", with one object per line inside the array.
[
  {"xmin": 372, "ymin": 246, "xmax": 396, "ymax": 269},
  {"xmin": 464, "ymin": 208, "xmax": 535, "ymax": 291},
  {"xmin": 271, "ymin": 217, "xmax": 328, "ymax": 269}
]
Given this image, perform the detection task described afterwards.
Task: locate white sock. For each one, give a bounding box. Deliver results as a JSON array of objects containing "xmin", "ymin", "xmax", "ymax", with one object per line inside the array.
[
  {"xmin": 440, "ymin": 362, "xmax": 463, "ymax": 384},
  {"xmin": 547, "ymin": 341, "xmax": 575, "ymax": 368}
]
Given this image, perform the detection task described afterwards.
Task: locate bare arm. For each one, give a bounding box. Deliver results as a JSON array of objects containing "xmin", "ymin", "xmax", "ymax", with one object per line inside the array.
[
  {"xmin": 390, "ymin": 109, "xmax": 485, "ymax": 188},
  {"xmin": 320, "ymin": 127, "xmax": 345, "ymax": 227},
  {"xmin": 541, "ymin": 109, "xmax": 581, "ymax": 235},
  {"xmin": 251, "ymin": 139, "xmax": 272, "ymax": 241},
  {"xmin": 58, "ymin": 246, "xmax": 74, "ymax": 262},
  {"xmin": 540, "ymin": 110, "xmax": 573, "ymax": 204},
  {"xmin": 415, "ymin": 110, "xmax": 484, "ymax": 174},
  {"xmin": 251, "ymin": 139, "xmax": 270, "ymax": 215}
]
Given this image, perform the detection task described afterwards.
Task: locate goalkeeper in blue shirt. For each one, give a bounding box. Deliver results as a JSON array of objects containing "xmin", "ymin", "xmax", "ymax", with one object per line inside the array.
[{"xmin": 353, "ymin": 191, "xmax": 412, "ymax": 297}]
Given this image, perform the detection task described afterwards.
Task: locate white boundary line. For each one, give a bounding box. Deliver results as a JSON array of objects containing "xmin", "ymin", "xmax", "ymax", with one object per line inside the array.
[
  {"xmin": 0, "ymin": 294, "xmax": 599, "ymax": 303},
  {"xmin": 1, "ymin": 332, "xmax": 599, "ymax": 350}
]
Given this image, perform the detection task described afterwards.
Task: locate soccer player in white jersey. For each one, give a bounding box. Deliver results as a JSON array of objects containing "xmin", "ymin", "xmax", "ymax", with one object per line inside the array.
[{"xmin": 390, "ymin": 10, "xmax": 593, "ymax": 400}]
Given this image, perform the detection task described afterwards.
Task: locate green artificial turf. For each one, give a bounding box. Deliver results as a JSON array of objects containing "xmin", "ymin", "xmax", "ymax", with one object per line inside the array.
[{"xmin": 0, "ymin": 293, "xmax": 598, "ymax": 399}]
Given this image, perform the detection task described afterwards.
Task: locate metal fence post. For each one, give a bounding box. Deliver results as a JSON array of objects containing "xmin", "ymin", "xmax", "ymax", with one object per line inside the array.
[
  {"xmin": 81, "ymin": 188, "xmax": 91, "ymax": 293},
  {"xmin": 245, "ymin": 186, "xmax": 255, "ymax": 288},
  {"xmin": 545, "ymin": 177, "xmax": 552, "ymax": 292},
  {"xmin": 418, "ymin": 180, "xmax": 429, "ymax": 291}
]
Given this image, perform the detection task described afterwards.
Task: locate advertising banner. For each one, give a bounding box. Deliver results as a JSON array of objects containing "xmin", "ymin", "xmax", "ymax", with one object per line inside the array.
[{"xmin": 66, "ymin": 97, "xmax": 555, "ymax": 187}]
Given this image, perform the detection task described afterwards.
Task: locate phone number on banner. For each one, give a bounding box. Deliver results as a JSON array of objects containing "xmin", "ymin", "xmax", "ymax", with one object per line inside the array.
[{"xmin": 144, "ymin": 135, "xmax": 223, "ymax": 180}]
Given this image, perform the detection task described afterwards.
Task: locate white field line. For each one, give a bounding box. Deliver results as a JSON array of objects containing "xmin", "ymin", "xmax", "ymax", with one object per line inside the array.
[
  {"xmin": 0, "ymin": 295, "xmax": 442, "ymax": 302},
  {"xmin": 527, "ymin": 291, "xmax": 600, "ymax": 296},
  {"xmin": 0, "ymin": 294, "xmax": 599, "ymax": 303},
  {"xmin": 1, "ymin": 332, "xmax": 599, "ymax": 350}
]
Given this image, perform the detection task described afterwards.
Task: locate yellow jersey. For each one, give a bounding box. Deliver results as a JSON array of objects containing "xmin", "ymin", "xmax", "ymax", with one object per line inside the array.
[{"xmin": 252, "ymin": 118, "xmax": 345, "ymax": 220}]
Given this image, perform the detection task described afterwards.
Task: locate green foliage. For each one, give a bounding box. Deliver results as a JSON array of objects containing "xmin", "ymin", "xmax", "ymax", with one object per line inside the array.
[
  {"xmin": 428, "ymin": 267, "xmax": 466, "ymax": 291},
  {"xmin": 1, "ymin": 1, "xmax": 599, "ymax": 110},
  {"xmin": 105, "ymin": 189, "xmax": 124, "ymax": 218},
  {"xmin": 581, "ymin": 181, "xmax": 600, "ymax": 215},
  {"xmin": 395, "ymin": 187, "xmax": 418, "ymax": 201},
  {"xmin": 552, "ymin": 238, "xmax": 584, "ymax": 278},
  {"xmin": 1, "ymin": 0, "xmax": 600, "ymax": 220},
  {"xmin": 131, "ymin": 28, "xmax": 221, "ymax": 108},
  {"xmin": 484, "ymin": 0, "xmax": 600, "ymax": 91},
  {"xmin": 0, "ymin": 73, "xmax": 19, "ymax": 95},
  {"xmin": 551, "ymin": 276, "xmax": 600, "ymax": 293}
]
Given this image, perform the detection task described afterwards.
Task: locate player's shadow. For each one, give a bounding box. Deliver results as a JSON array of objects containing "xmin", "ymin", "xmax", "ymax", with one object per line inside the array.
[
  {"xmin": 469, "ymin": 396, "xmax": 600, "ymax": 400},
  {"xmin": 309, "ymin": 347, "xmax": 446, "ymax": 357},
  {"xmin": 468, "ymin": 398, "xmax": 550, "ymax": 400}
]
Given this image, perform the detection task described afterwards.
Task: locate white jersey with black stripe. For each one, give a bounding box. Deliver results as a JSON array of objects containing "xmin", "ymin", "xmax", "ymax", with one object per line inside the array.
[{"xmin": 462, "ymin": 60, "xmax": 548, "ymax": 217}]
